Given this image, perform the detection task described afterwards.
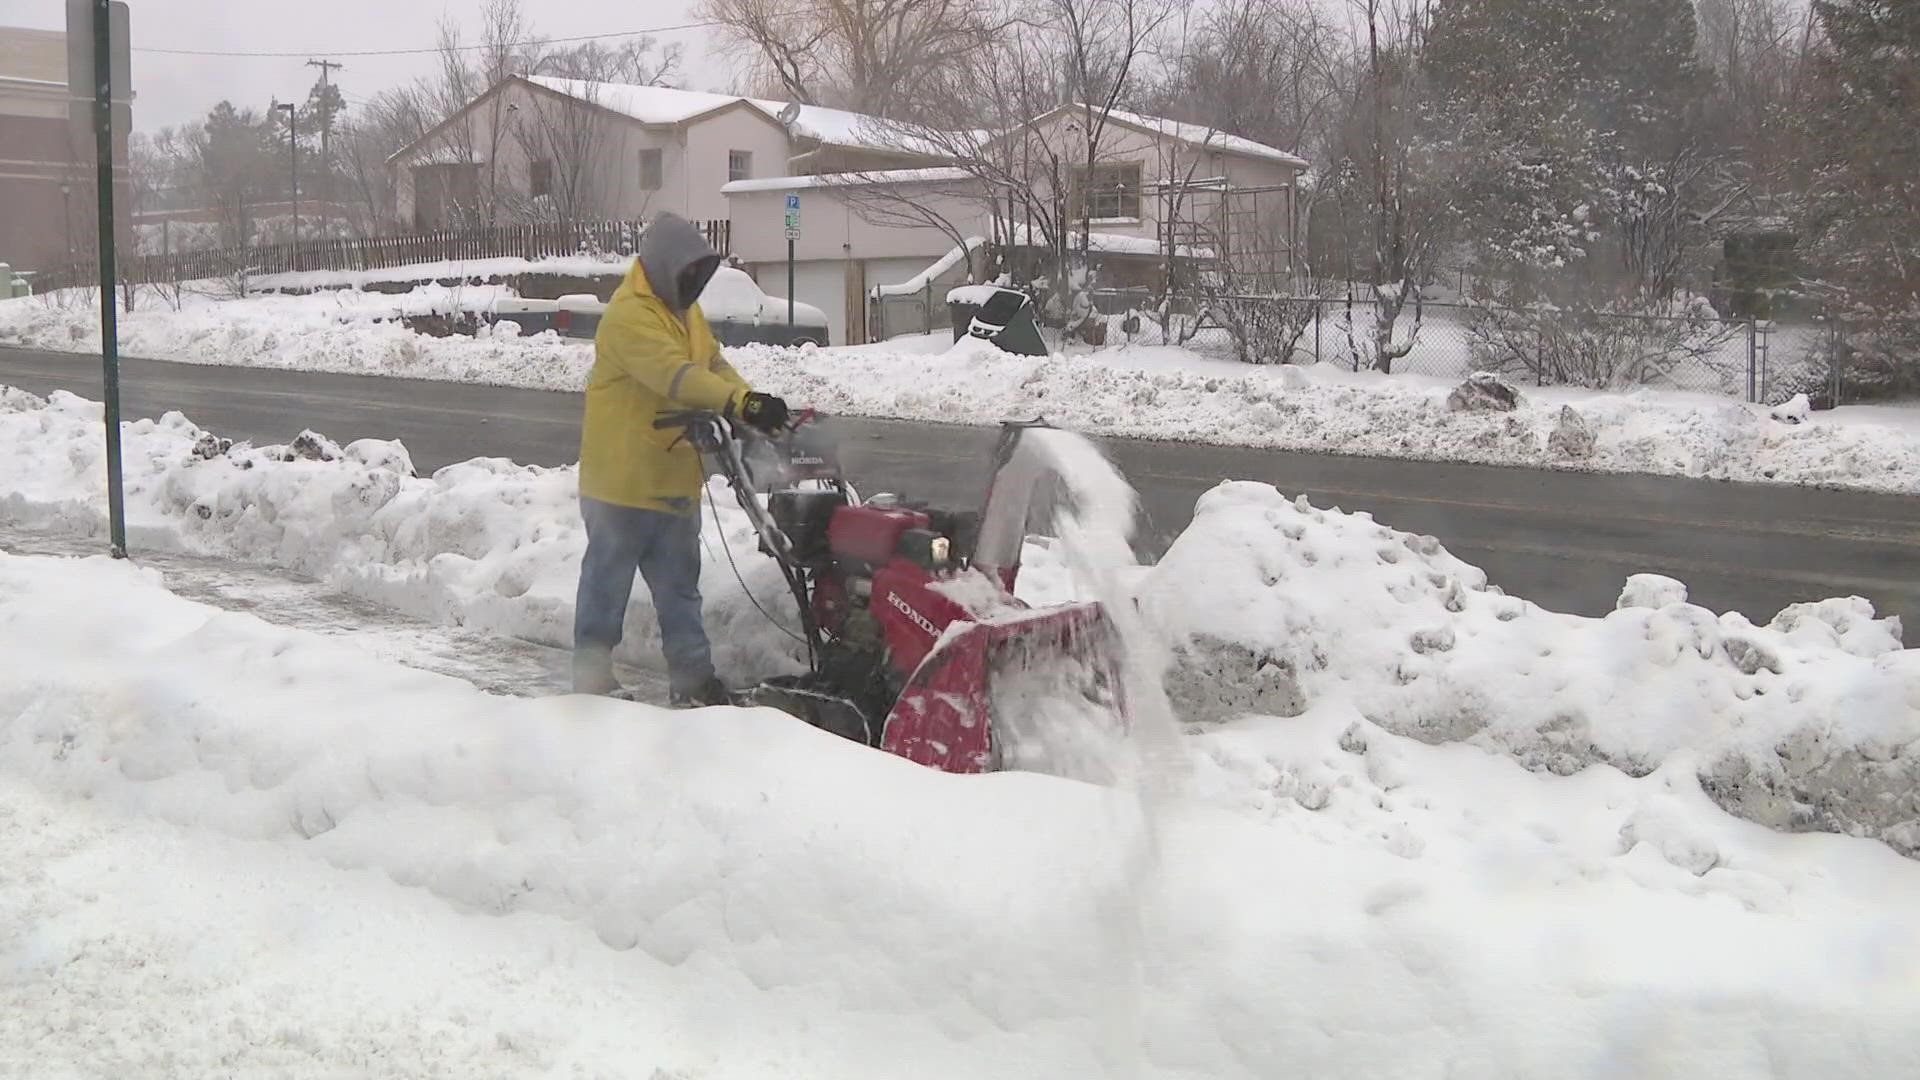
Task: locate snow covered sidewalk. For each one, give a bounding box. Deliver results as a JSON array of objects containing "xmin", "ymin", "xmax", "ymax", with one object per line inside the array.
[
  {"xmin": 7, "ymin": 285, "xmax": 1920, "ymax": 493},
  {"xmin": 5, "ymin": 549, "xmax": 1920, "ymax": 1078},
  {"xmin": 0, "ymin": 526, "xmax": 584, "ymax": 699},
  {"xmin": 0, "ymin": 385, "xmax": 808, "ymax": 690}
]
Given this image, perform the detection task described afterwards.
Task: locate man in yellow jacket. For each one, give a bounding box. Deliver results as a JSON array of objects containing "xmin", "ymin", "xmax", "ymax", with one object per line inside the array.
[{"xmin": 573, "ymin": 212, "xmax": 790, "ymax": 704}]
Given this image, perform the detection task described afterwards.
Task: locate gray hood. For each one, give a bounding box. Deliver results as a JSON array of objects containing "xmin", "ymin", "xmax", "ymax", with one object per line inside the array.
[{"xmin": 638, "ymin": 211, "xmax": 721, "ymax": 313}]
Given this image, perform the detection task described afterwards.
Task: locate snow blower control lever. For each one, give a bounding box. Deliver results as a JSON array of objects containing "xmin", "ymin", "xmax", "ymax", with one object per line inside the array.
[{"xmin": 654, "ymin": 407, "xmax": 1130, "ymax": 777}]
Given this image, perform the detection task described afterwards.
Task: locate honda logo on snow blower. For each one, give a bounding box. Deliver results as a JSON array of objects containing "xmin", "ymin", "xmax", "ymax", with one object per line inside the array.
[{"xmin": 887, "ymin": 591, "xmax": 940, "ymax": 638}]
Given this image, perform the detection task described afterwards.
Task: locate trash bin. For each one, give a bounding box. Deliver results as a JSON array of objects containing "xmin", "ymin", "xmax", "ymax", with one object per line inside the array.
[{"xmin": 947, "ymin": 285, "xmax": 1047, "ymax": 356}]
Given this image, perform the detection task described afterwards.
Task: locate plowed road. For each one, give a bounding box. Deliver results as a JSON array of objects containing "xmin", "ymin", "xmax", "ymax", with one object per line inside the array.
[{"xmin": 4, "ymin": 345, "xmax": 1917, "ymax": 635}]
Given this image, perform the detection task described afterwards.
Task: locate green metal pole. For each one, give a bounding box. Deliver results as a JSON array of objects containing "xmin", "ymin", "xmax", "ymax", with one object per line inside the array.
[{"xmin": 92, "ymin": 0, "xmax": 126, "ymax": 559}]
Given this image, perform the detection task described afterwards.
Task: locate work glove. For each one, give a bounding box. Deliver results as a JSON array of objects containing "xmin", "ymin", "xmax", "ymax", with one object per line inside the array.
[{"xmin": 739, "ymin": 392, "xmax": 791, "ymax": 434}]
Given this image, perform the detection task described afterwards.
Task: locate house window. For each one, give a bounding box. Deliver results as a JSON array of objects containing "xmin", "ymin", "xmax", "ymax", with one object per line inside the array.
[
  {"xmin": 529, "ymin": 159, "xmax": 553, "ymax": 199},
  {"xmin": 1076, "ymin": 162, "xmax": 1143, "ymax": 221},
  {"xmin": 729, "ymin": 150, "xmax": 753, "ymax": 183},
  {"xmin": 638, "ymin": 148, "xmax": 663, "ymax": 190}
]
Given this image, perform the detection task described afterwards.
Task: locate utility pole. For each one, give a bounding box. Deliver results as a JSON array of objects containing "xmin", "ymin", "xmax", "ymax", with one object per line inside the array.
[
  {"xmin": 305, "ymin": 58, "xmax": 343, "ymax": 247},
  {"xmin": 275, "ymin": 100, "xmax": 297, "ymax": 270}
]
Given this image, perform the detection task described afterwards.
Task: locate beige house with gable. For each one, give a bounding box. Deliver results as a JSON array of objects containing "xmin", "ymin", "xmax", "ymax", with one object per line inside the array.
[{"xmin": 387, "ymin": 76, "xmax": 925, "ymax": 233}]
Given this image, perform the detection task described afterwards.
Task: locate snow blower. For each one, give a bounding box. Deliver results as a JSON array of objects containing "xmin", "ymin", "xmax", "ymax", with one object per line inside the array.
[{"xmin": 658, "ymin": 408, "xmax": 1131, "ymax": 775}]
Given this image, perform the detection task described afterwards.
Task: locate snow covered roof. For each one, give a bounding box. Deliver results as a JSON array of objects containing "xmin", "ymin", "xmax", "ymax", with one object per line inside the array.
[
  {"xmin": 519, "ymin": 79, "xmax": 948, "ymax": 157},
  {"xmin": 1026, "ymin": 104, "xmax": 1309, "ymax": 169},
  {"xmin": 722, "ymin": 167, "xmax": 975, "ymax": 194},
  {"xmin": 523, "ymin": 76, "xmax": 750, "ymax": 126},
  {"xmin": 741, "ymin": 100, "xmax": 924, "ymax": 155},
  {"xmin": 999, "ymin": 222, "xmax": 1215, "ymax": 260}
]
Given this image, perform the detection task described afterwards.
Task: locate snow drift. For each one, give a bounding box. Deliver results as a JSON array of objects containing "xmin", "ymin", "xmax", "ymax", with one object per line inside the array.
[{"xmin": 4, "ymin": 550, "xmax": 1920, "ymax": 1078}]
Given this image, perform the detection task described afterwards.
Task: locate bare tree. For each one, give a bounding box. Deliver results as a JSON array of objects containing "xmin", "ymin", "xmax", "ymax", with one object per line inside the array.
[
  {"xmin": 410, "ymin": 0, "xmax": 537, "ymax": 225},
  {"xmin": 508, "ymin": 82, "xmax": 613, "ymax": 222},
  {"xmin": 698, "ymin": 0, "xmax": 1010, "ymax": 115},
  {"xmin": 1325, "ymin": 0, "xmax": 1440, "ymax": 372},
  {"xmin": 853, "ymin": 24, "xmax": 1078, "ymax": 285},
  {"xmin": 1697, "ymin": 0, "xmax": 1819, "ymax": 211},
  {"xmin": 1147, "ymin": 0, "xmax": 1346, "ymax": 165},
  {"xmin": 338, "ymin": 87, "xmax": 431, "ymax": 235}
]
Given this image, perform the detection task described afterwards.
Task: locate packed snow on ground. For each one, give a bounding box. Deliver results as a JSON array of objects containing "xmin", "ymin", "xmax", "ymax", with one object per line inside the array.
[
  {"xmin": 5, "ymin": 548, "xmax": 1920, "ymax": 1078},
  {"xmin": 3, "ymin": 382, "xmax": 1916, "ymax": 855},
  {"xmin": 6, "ymin": 284, "xmax": 1918, "ymax": 491}
]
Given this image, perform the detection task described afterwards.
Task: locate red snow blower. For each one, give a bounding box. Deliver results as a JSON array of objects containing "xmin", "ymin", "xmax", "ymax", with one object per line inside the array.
[{"xmin": 658, "ymin": 408, "xmax": 1130, "ymax": 775}]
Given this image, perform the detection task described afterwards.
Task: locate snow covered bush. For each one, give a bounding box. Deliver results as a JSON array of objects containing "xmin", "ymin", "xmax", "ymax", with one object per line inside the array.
[
  {"xmin": 1207, "ymin": 294, "xmax": 1318, "ymax": 365},
  {"xmin": 1467, "ymin": 296, "xmax": 1739, "ymax": 390}
]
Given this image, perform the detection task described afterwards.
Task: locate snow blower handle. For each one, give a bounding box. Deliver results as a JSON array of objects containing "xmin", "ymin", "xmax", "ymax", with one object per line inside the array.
[{"xmin": 652, "ymin": 410, "xmax": 730, "ymax": 453}]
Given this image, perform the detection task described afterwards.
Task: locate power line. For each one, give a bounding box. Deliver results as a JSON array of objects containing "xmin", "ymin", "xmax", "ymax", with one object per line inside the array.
[{"xmin": 130, "ymin": 13, "xmax": 802, "ymax": 59}]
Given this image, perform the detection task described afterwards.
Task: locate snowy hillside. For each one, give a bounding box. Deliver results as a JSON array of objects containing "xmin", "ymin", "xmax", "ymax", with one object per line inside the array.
[
  {"xmin": 5, "ymin": 548, "xmax": 1920, "ymax": 1078},
  {"xmin": 5, "ymin": 286, "xmax": 1920, "ymax": 493}
]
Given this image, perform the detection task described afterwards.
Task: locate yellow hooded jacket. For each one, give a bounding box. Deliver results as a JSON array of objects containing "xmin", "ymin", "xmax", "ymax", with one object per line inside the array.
[{"xmin": 578, "ymin": 256, "xmax": 752, "ymax": 513}]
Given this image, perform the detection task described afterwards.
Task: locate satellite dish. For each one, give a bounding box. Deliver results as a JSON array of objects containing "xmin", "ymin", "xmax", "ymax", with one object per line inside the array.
[{"xmin": 777, "ymin": 101, "xmax": 802, "ymax": 127}]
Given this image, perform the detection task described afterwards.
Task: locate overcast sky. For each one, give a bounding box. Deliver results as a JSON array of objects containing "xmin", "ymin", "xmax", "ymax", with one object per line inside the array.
[{"xmin": 9, "ymin": 0, "xmax": 718, "ymax": 133}]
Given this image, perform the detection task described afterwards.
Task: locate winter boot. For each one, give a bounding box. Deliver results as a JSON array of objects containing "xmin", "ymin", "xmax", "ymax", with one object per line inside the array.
[
  {"xmin": 571, "ymin": 647, "xmax": 619, "ymax": 696},
  {"xmin": 669, "ymin": 676, "xmax": 734, "ymax": 709}
]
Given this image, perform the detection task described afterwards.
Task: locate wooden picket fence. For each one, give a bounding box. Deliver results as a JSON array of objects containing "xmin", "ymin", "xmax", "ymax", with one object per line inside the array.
[{"xmin": 38, "ymin": 218, "xmax": 730, "ymax": 291}]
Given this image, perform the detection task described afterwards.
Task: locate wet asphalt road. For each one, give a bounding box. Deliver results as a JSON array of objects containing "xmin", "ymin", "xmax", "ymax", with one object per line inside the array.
[{"xmin": 4, "ymin": 345, "xmax": 1917, "ymax": 634}]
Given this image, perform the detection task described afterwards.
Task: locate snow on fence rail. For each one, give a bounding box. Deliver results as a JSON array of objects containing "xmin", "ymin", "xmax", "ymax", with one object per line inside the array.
[{"xmin": 33, "ymin": 218, "xmax": 730, "ymax": 292}]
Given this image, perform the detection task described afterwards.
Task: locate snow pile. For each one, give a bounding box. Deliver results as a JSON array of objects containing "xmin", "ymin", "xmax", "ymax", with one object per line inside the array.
[
  {"xmin": 5, "ymin": 384, "xmax": 1917, "ymax": 855},
  {"xmin": 0, "ymin": 286, "xmax": 592, "ymax": 390},
  {"xmin": 727, "ymin": 340, "xmax": 1920, "ymax": 494},
  {"xmin": 1140, "ymin": 481, "xmax": 1920, "ymax": 854},
  {"xmin": 0, "ymin": 387, "xmax": 800, "ymax": 684},
  {"xmin": 1772, "ymin": 392, "xmax": 1813, "ymax": 425},
  {"xmin": 5, "ymin": 551, "xmax": 1920, "ymax": 1077},
  {"xmin": 249, "ymin": 253, "xmax": 631, "ymax": 293}
]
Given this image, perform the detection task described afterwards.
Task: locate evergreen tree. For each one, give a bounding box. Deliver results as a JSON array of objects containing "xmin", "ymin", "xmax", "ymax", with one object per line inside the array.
[
  {"xmin": 1806, "ymin": 0, "xmax": 1920, "ymax": 315},
  {"xmin": 1424, "ymin": 0, "xmax": 1705, "ymax": 300}
]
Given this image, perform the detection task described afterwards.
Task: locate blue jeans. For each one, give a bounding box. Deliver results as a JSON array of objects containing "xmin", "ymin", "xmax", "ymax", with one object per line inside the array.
[{"xmin": 572, "ymin": 497, "xmax": 715, "ymax": 696}]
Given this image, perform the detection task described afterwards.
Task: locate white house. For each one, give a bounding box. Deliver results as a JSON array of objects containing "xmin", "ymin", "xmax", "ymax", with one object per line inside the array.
[
  {"xmin": 389, "ymin": 77, "xmax": 1309, "ymax": 347},
  {"xmin": 725, "ymin": 104, "xmax": 1309, "ymax": 345}
]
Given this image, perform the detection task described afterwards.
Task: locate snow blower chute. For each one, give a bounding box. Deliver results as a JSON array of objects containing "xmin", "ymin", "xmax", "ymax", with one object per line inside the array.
[{"xmin": 658, "ymin": 409, "xmax": 1130, "ymax": 774}]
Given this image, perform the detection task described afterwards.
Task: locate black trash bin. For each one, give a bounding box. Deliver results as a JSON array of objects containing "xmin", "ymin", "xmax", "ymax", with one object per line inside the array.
[{"xmin": 947, "ymin": 286, "xmax": 1048, "ymax": 356}]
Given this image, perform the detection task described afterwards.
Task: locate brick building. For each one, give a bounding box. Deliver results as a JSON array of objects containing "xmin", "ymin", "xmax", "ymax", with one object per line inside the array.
[{"xmin": 0, "ymin": 23, "xmax": 130, "ymax": 276}]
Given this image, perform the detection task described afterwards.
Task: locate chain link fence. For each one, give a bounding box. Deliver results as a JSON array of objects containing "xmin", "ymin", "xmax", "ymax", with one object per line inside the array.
[
  {"xmin": 1089, "ymin": 291, "xmax": 1915, "ymax": 405},
  {"xmin": 867, "ymin": 283, "xmax": 1913, "ymax": 407}
]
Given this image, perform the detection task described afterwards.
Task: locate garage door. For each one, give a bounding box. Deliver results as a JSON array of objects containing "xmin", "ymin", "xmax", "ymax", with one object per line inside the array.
[{"xmin": 755, "ymin": 261, "xmax": 850, "ymax": 348}]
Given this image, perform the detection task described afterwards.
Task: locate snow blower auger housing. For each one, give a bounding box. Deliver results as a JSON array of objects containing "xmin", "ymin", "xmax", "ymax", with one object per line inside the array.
[{"xmin": 657, "ymin": 408, "xmax": 1129, "ymax": 774}]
